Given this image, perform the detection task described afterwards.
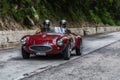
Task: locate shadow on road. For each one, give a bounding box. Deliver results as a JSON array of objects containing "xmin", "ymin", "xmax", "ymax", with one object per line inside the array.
[{"xmin": 10, "ymin": 54, "xmax": 76, "ymax": 61}]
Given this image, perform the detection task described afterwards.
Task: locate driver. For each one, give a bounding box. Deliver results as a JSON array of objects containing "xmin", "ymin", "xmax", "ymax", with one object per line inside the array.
[{"xmin": 36, "ymin": 19, "xmax": 51, "ymax": 33}]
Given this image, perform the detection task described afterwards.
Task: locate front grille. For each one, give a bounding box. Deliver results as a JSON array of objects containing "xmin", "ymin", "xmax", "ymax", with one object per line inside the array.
[{"xmin": 30, "ymin": 45, "xmax": 52, "ymax": 52}]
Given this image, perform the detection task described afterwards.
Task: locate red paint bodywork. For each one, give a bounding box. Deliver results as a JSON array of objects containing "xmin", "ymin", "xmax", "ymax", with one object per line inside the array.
[{"xmin": 21, "ymin": 32, "xmax": 82, "ymax": 55}]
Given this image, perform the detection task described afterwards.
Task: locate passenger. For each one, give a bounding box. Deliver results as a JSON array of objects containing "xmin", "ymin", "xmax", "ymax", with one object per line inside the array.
[
  {"xmin": 55, "ymin": 20, "xmax": 76, "ymax": 42},
  {"xmin": 54, "ymin": 19, "xmax": 71, "ymax": 34}
]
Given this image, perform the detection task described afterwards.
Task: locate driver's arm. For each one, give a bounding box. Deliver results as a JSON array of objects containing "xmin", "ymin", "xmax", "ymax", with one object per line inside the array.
[{"xmin": 36, "ymin": 29, "xmax": 42, "ymax": 34}]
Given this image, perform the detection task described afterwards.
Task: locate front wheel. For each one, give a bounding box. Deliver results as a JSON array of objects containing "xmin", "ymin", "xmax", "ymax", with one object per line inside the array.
[
  {"xmin": 76, "ymin": 41, "xmax": 82, "ymax": 55},
  {"xmin": 22, "ymin": 47, "xmax": 30, "ymax": 59},
  {"xmin": 63, "ymin": 43, "xmax": 71, "ymax": 60}
]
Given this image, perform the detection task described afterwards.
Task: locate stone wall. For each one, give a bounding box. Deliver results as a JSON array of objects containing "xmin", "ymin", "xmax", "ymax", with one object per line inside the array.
[
  {"xmin": 69, "ymin": 26, "xmax": 120, "ymax": 36},
  {"xmin": 0, "ymin": 30, "xmax": 35, "ymax": 50},
  {"xmin": 0, "ymin": 27, "xmax": 120, "ymax": 49}
]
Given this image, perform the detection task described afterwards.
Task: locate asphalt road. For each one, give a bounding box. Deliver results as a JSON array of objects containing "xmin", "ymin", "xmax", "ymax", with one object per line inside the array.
[
  {"xmin": 23, "ymin": 40, "xmax": 120, "ymax": 80},
  {"xmin": 0, "ymin": 32, "xmax": 120, "ymax": 80}
]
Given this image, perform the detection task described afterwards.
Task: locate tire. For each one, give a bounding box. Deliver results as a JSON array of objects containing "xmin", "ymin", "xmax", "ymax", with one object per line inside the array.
[
  {"xmin": 63, "ymin": 43, "xmax": 71, "ymax": 60},
  {"xmin": 22, "ymin": 47, "xmax": 30, "ymax": 59},
  {"xmin": 76, "ymin": 41, "xmax": 82, "ymax": 55}
]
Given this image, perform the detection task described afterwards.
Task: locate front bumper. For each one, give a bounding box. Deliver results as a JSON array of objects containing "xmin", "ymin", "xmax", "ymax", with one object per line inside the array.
[{"xmin": 23, "ymin": 44, "xmax": 65, "ymax": 55}]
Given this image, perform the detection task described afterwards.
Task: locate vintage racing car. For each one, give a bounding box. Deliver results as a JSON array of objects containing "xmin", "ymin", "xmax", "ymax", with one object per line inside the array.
[{"xmin": 20, "ymin": 32, "xmax": 82, "ymax": 60}]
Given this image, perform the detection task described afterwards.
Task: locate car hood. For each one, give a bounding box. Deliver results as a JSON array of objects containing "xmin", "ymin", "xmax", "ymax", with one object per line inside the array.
[{"xmin": 28, "ymin": 33, "xmax": 64, "ymax": 45}]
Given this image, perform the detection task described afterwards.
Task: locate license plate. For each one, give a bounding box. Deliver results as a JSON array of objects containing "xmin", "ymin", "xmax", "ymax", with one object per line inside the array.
[{"xmin": 36, "ymin": 52, "xmax": 46, "ymax": 56}]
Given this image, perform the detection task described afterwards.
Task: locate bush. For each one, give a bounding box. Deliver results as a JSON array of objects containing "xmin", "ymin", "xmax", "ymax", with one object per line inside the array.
[
  {"xmin": 116, "ymin": 21, "xmax": 120, "ymax": 26},
  {"xmin": 0, "ymin": 0, "xmax": 120, "ymax": 27},
  {"xmin": 89, "ymin": 10, "xmax": 101, "ymax": 23},
  {"xmin": 100, "ymin": 10, "xmax": 115, "ymax": 25}
]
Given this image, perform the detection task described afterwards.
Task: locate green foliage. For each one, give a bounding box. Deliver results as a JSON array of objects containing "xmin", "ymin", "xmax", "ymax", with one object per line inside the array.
[
  {"xmin": 116, "ymin": 21, "xmax": 120, "ymax": 26},
  {"xmin": 0, "ymin": 0, "xmax": 120, "ymax": 26},
  {"xmin": 100, "ymin": 10, "xmax": 115, "ymax": 25},
  {"xmin": 89, "ymin": 10, "xmax": 101, "ymax": 23}
]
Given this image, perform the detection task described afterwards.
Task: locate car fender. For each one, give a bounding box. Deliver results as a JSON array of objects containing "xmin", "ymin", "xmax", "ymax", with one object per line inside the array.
[
  {"xmin": 21, "ymin": 35, "xmax": 31, "ymax": 46},
  {"xmin": 75, "ymin": 36, "xmax": 82, "ymax": 49}
]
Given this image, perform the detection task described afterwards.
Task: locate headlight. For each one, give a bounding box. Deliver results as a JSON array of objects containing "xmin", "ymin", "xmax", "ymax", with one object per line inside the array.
[
  {"xmin": 57, "ymin": 39, "xmax": 63, "ymax": 46},
  {"xmin": 21, "ymin": 38, "xmax": 27, "ymax": 45}
]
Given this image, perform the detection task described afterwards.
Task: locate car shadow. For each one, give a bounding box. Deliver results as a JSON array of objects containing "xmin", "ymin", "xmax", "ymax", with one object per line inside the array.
[{"xmin": 11, "ymin": 54, "xmax": 76, "ymax": 61}]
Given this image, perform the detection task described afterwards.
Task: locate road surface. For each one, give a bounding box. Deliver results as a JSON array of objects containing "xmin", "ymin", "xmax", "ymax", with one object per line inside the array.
[
  {"xmin": 23, "ymin": 39, "xmax": 120, "ymax": 80},
  {"xmin": 0, "ymin": 32, "xmax": 120, "ymax": 80}
]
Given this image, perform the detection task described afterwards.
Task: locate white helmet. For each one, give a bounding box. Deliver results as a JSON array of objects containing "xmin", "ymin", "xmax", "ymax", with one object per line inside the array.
[
  {"xmin": 60, "ymin": 19, "xmax": 67, "ymax": 25},
  {"xmin": 43, "ymin": 19, "xmax": 50, "ymax": 26}
]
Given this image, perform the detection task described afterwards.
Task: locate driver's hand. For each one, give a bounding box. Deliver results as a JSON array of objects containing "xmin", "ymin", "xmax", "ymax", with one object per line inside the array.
[{"xmin": 36, "ymin": 29, "xmax": 42, "ymax": 34}]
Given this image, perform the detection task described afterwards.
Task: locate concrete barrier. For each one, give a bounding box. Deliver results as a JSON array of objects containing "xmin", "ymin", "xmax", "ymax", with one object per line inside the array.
[
  {"xmin": 69, "ymin": 28, "xmax": 84, "ymax": 36},
  {"xmin": 96, "ymin": 27, "xmax": 105, "ymax": 34},
  {"xmin": 83, "ymin": 27, "xmax": 96, "ymax": 35},
  {"xmin": 0, "ymin": 27, "xmax": 120, "ymax": 49},
  {"xmin": 0, "ymin": 30, "xmax": 35, "ymax": 49}
]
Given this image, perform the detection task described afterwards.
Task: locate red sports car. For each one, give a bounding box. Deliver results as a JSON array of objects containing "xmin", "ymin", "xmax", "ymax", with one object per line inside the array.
[{"xmin": 20, "ymin": 32, "xmax": 82, "ymax": 60}]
